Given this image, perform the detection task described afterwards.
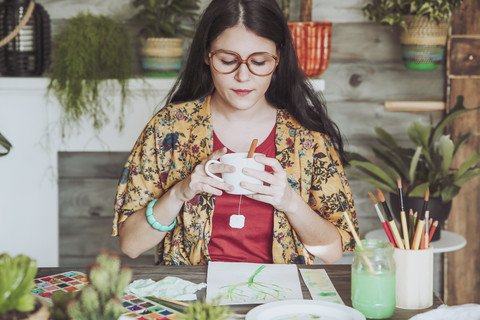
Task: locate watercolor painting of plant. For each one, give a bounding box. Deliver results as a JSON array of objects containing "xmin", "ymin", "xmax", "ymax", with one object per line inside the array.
[
  {"xmin": 206, "ymin": 262, "xmax": 303, "ymax": 305},
  {"xmin": 221, "ymin": 265, "xmax": 291, "ymax": 302}
]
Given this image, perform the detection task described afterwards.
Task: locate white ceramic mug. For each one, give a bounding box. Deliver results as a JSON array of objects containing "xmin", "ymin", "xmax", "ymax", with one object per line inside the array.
[
  {"xmin": 394, "ymin": 246, "xmax": 433, "ymax": 309},
  {"xmin": 205, "ymin": 153, "xmax": 265, "ymax": 195}
]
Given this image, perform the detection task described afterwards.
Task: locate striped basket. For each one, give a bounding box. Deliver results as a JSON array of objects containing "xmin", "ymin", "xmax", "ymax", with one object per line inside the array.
[
  {"xmin": 400, "ymin": 15, "xmax": 449, "ymax": 71},
  {"xmin": 140, "ymin": 38, "xmax": 184, "ymax": 77}
]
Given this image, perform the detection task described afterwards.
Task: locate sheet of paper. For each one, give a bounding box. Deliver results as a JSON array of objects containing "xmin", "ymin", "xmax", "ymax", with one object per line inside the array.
[
  {"xmin": 206, "ymin": 262, "xmax": 303, "ymax": 305},
  {"xmin": 299, "ymin": 268, "xmax": 344, "ymax": 304}
]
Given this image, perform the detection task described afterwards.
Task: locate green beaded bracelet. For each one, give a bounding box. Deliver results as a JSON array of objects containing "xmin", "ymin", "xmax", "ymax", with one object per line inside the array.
[{"xmin": 145, "ymin": 198, "xmax": 177, "ymax": 232}]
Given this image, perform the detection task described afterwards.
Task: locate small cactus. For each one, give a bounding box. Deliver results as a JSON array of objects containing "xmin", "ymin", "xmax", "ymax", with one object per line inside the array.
[
  {"xmin": 51, "ymin": 250, "xmax": 132, "ymax": 320},
  {"xmin": 178, "ymin": 297, "xmax": 232, "ymax": 320},
  {"xmin": 0, "ymin": 253, "xmax": 37, "ymax": 314}
]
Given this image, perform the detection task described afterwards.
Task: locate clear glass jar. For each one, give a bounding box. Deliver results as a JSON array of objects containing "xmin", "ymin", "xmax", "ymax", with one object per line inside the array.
[{"xmin": 351, "ymin": 239, "xmax": 396, "ymax": 319}]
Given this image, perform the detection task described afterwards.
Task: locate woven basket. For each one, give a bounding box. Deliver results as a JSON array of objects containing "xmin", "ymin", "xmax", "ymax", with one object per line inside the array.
[
  {"xmin": 400, "ymin": 15, "xmax": 449, "ymax": 71},
  {"xmin": 140, "ymin": 38, "xmax": 184, "ymax": 57}
]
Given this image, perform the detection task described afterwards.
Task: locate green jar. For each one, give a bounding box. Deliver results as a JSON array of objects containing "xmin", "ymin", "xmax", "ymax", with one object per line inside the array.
[{"xmin": 351, "ymin": 239, "xmax": 396, "ymax": 319}]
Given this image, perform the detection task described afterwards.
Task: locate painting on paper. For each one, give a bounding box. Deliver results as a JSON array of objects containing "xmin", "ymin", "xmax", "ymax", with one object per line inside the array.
[{"xmin": 206, "ymin": 262, "xmax": 303, "ymax": 305}]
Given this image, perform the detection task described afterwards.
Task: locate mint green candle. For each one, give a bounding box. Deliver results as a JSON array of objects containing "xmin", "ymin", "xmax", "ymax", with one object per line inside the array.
[{"xmin": 351, "ymin": 239, "xmax": 396, "ymax": 319}]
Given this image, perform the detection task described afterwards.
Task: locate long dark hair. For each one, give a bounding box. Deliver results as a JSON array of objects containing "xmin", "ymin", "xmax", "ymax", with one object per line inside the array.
[{"xmin": 166, "ymin": 0, "xmax": 347, "ymax": 164}]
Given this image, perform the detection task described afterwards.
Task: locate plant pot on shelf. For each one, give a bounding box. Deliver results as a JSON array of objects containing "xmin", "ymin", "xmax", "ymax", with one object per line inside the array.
[
  {"xmin": 400, "ymin": 15, "xmax": 449, "ymax": 71},
  {"xmin": 389, "ymin": 193, "xmax": 452, "ymax": 241},
  {"xmin": 287, "ymin": 21, "xmax": 332, "ymax": 78},
  {"xmin": 140, "ymin": 37, "xmax": 184, "ymax": 77}
]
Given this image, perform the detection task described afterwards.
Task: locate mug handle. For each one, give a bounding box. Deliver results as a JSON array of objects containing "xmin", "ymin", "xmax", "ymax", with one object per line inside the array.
[{"xmin": 204, "ymin": 159, "xmax": 224, "ymax": 182}]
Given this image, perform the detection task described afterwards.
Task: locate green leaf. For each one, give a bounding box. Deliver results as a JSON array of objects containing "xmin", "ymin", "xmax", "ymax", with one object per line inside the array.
[
  {"xmin": 454, "ymin": 151, "xmax": 480, "ymax": 179},
  {"xmin": 0, "ymin": 131, "xmax": 12, "ymax": 156},
  {"xmin": 349, "ymin": 160, "xmax": 397, "ymax": 188},
  {"xmin": 453, "ymin": 132, "xmax": 480, "ymax": 155},
  {"xmin": 409, "ymin": 146, "xmax": 422, "ymax": 184},
  {"xmin": 407, "ymin": 182, "xmax": 429, "ymax": 198},
  {"xmin": 453, "ymin": 168, "xmax": 480, "ymax": 187},
  {"xmin": 440, "ymin": 185, "xmax": 460, "ymax": 203},
  {"xmin": 375, "ymin": 126, "xmax": 398, "ymax": 148},
  {"xmin": 438, "ymin": 135, "xmax": 454, "ymax": 175},
  {"xmin": 407, "ymin": 121, "xmax": 431, "ymax": 150},
  {"xmin": 431, "ymin": 95, "xmax": 480, "ymax": 143},
  {"xmin": 372, "ymin": 146, "xmax": 410, "ymax": 179}
]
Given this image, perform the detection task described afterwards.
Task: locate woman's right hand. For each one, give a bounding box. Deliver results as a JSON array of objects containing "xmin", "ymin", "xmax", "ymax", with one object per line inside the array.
[{"xmin": 176, "ymin": 147, "xmax": 235, "ymax": 201}]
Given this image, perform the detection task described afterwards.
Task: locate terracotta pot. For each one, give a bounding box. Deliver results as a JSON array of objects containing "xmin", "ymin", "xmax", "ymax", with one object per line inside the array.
[
  {"xmin": 287, "ymin": 21, "xmax": 332, "ymax": 78},
  {"xmin": 389, "ymin": 193, "xmax": 452, "ymax": 241},
  {"xmin": 400, "ymin": 15, "xmax": 449, "ymax": 71},
  {"xmin": 140, "ymin": 37, "xmax": 184, "ymax": 77}
]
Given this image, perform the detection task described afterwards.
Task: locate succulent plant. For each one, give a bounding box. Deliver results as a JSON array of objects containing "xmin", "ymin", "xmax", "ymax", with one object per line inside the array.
[
  {"xmin": 50, "ymin": 250, "xmax": 132, "ymax": 320},
  {"xmin": 0, "ymin": 253, "xmax": 37, "ymax": 314},
  {"xmin": 178, "ymin": 297, "xmax": 232, "ymax": 320}
]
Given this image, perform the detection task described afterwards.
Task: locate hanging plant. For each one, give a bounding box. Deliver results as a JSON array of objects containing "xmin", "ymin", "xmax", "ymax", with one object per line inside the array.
[
  {"xmin": 0, "ymin": 131, "xmax": 12, "ymax": 156},
  {"xmin": 48, "ymin": 13, "xmax": 135, "ymax": 134}
]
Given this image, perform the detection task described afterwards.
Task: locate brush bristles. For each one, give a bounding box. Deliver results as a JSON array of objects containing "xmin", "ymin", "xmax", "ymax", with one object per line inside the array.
[
  {"xmin": 368, "ymin": 191, "xmax": 378, "ymax": 204},
  {"xmin": 424, "ymin": 188, "xmax": 430, "ymax": 201},
  {"xmin": 376, "ymin": 188, "xmax": 386, "ymax": 202},
  {"xmin": 397, "ymin": 176, "xmax": 402, "ymax": 189}
]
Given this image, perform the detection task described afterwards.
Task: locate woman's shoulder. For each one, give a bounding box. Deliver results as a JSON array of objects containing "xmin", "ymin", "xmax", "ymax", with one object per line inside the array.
[
  {"xmin": 153, "ymin": 97, "xmax": 209, "ymax": 122},
  {"xmin": 277, "ymin": 109, "xmax": 331, "ymax": 142}
]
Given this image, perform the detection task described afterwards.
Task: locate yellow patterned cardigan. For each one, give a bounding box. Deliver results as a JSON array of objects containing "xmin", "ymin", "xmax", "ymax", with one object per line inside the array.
[{"xmin": 113, "ymin": 96, "xmax": 358, "ymax": 265}]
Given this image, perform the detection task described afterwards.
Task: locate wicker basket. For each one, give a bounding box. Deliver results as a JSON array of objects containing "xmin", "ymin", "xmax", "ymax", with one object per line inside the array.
[
  {"xmin": 400, "ymin": 15, "xmax": 449, "ymax": 71},
  {"xmin": 140, "ymin": 38, "xmax": 184, "ymax": 58},
  {"xmin": 140, "ymin": 37, "xmax": 184, "ymax": 77}
]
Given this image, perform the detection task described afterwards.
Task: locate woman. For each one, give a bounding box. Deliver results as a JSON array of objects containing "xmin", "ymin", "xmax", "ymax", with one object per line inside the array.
[{"xmin": 113, "ymin": 0, "xmax": 358, "ymax": 265}]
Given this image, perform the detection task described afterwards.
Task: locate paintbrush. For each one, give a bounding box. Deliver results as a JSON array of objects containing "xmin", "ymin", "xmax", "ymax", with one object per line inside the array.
[
  {"xmin": 337, "ymin": 195, "xmax": 374, "ymax": 273},
  {"xmin": 412, "ymin": 188, "xmax": 430, "ymax": 250},
  {"xmin": 368, "ymin": 191, "xmax": 396, "ymax": 247},
  {"xmin": 376, "ymin": 188, "xmax": 404, "ymax": 249},
  {"xmin": 397, "ymin": 177, "xmax": 410, "ymax": 249}
]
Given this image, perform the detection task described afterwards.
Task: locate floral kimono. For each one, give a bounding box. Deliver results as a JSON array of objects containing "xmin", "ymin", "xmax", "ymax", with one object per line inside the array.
[{"xmin": 113, "ymin": 96, "xmax": 358, "ymax": 265}]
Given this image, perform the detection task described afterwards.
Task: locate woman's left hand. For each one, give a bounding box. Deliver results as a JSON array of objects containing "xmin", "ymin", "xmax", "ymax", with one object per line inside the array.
[{"xmin": 241, "ymin": 155, "xmax": 298, "ymax": 213}]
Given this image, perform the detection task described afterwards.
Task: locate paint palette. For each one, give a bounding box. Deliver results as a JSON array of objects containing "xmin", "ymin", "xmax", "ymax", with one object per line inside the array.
[
  {"xmin": 32, "ymin": 271, "xmax": 182, "ymax": 320},
  {"xmin": 33, "ymin": 271, "xmax": 88, "ymax": 300}
]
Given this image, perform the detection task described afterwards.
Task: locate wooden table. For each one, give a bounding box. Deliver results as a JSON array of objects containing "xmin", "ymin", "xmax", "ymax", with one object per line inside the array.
[{"xmin": 37, "ymin": 264, "xmax": 442, "ymax": 320}]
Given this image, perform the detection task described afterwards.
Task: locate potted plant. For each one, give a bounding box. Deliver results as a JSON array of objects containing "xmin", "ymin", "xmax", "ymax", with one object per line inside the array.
[
  {"xmin": 347, "ymin": 96, "xmax": 480, "ymax": 239},
  {"xmin": 131, "ymin": 0, "xmax": 201, "ymax": 77},
  {"xmin": 0, "ymin": 253, "xmax": 50, "ymax": 320},
  {"xmin": 362, "ymin": 0, "xmax": 468, "ymax": 71},
  {"xmin": 277, "ymin": 0, "xmax": 332, "ymax": 78},
  {"xmin": 48, "ymin": 13, "xmax": 135, "ymax": 135},
  {"xmin": 178, "ymin": 298, "xmax": 232, "ymax": 320},
  {"xmin": 50, "ymin": 250, "xmax": 132, "ymax": 320},
  {"xmin": 0, "ymin": 131, "xmax": 12, "ymax": 156}
]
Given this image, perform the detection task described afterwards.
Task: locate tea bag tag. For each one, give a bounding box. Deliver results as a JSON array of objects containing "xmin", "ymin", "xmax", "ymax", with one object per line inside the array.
[
  {"xmin": 229, "ymin": 214, "xmax": 245, "ymax": 229},
  {"xmin": 230, "ymin": 194, "xmax": 245, "ymax": 229}
]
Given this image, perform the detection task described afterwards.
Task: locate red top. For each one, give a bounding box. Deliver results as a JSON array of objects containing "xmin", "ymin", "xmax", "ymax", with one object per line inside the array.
[{"xmin": 208, "ymin": 128, "xmax": 276, "ymax": 263}]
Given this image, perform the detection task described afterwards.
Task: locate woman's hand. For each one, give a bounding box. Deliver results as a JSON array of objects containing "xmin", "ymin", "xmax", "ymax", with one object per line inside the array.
[
  {"xmin": 241, "ymin": 155, "xmax": 298, "ymax": 213},
  {"xmin": 175, "ymin": 147, "xmax": 235, "ymax": 201}
]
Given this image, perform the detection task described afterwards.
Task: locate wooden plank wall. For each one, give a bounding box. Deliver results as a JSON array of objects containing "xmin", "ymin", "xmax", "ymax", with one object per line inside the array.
[
  {"xmin": 445, "ymin": 0, "xmax": 480, "ymax": 304},
  {"xmin": 43, "ymin": 0, "xmax": 445, "ymax": 271}
]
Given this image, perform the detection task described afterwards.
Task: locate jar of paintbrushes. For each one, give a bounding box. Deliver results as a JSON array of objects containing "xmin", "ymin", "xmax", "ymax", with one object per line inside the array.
[{"xmin": 351, "ymin": 239, "xmax": 396, "ymax": 319}]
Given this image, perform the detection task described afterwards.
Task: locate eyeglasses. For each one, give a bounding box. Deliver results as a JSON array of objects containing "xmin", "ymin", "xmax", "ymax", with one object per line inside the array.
[{"xmin": 208, "ymin": 49, "xmax": 278, "ymax": 76}]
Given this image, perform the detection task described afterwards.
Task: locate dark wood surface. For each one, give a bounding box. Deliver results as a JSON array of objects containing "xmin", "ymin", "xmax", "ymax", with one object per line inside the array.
[
  {"xmin": 446, "ymin": 0, "xmax": 480, "ymax": 305},
  {"xmin": 37, "ymin": 264, "xmax": 442, "ymax": 319}
]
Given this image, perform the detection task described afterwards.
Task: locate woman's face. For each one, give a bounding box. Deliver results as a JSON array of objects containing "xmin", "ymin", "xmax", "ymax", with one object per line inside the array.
[{"xmin": 208, "ymin": 24, "xmax": 278, "ymax": 113}]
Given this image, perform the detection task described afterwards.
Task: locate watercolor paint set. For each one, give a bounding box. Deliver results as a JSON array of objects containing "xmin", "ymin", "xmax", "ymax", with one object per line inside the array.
[{"xmin": 32, "ymin": 271, "xmax": 182, "ymax": 320}]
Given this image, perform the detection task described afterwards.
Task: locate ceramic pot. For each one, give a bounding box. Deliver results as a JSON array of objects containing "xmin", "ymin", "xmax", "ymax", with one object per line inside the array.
[
  {"xmin": 287, "ymin": 21, "xmax": 331, "ymax": 78},
  {"xmin": 400, "ymin": 15, "xmax": 449, "ymax": 71},
  {"xmin": 389, "ymin": 193, "xmax": 452, "ymax": 241}
]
